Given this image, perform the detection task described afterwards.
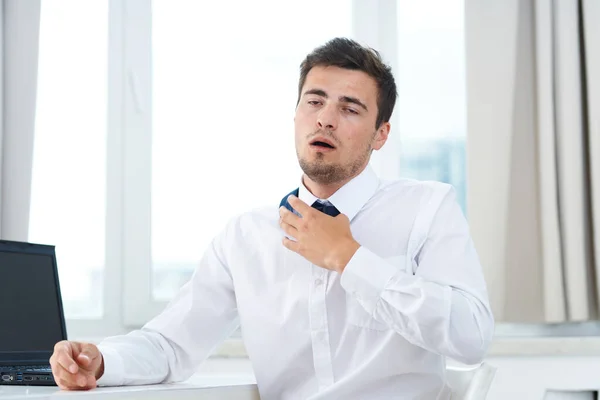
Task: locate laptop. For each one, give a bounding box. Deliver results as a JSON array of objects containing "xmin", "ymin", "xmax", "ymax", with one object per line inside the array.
[{"xmin": 0, "ymin": 240, "xmax": 67, "ymax": 386}]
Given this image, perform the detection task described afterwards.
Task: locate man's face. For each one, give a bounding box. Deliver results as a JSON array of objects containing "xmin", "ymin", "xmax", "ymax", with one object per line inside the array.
[{"xmin": 294, "ymin": 66, "xmax": 390, "ymax": 185}]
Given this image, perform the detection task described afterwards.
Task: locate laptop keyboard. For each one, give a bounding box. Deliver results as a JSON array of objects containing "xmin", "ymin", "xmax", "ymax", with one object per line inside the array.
[{"xmin": 3, "ymin": 365, "xmax": 52, "ymax": 373}]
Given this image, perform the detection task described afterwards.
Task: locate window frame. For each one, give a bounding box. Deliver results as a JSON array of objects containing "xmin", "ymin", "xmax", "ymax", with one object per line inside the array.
[
  {"xmin": 117, "ymin": 0, "xmax": 403, "ymax": 328},
  {"xmin": 62, "ymin": 0, "xmax": 590, "ymax": 351}
]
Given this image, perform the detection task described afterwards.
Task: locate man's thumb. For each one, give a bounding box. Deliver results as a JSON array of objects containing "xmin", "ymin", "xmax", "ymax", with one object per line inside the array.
[
  {"xmin": 77, "ymin": 345, "xmax": 96, "ymax": 366},
  {"xmin": 77, "ymin": 353, "xmax": 91, "ymax": 365}
]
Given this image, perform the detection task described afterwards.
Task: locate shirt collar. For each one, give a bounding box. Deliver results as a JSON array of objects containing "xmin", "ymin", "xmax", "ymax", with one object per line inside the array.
[{"xmin": 298, "ymin": 165, "xmax": 380, "ymax": 221}]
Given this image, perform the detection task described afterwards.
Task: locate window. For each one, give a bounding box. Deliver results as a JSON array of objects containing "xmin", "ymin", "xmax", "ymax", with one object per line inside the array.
[
  {"xmin": 30, "ymin": 0, "xmax": 108, "ymax": 320},
  {"xmin": 149, "ymin": 0, "xmax": 353, "ymax": 301},
  {"xmin": 396, "ymin": 0, "xmax": 468, "ymax": 213},
  {"xmin": 29, "ymin": 1, "xmax": 472, "ymax": 339}
]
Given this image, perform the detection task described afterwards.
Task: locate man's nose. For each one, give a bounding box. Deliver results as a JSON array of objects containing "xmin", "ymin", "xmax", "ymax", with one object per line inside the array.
[{"xmin": 317, "ymin": 105, "xmax": 338, "ymax": 131}]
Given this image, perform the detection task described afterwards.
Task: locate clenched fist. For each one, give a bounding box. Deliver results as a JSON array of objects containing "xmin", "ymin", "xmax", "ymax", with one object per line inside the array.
[{"xmin": 49, "ymin": 340, "xmax": 104, "ymax": 390}]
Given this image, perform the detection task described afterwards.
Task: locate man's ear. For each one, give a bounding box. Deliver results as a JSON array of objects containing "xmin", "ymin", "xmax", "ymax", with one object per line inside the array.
[{"xmin": 372, "ymin": 122, "xmax": 391, "ymax": 151}]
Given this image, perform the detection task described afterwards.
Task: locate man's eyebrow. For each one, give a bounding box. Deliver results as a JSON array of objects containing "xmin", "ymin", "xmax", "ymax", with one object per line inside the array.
[
  {"xmin": 340, "ymin": 96, "xmax": 368, "ymax": 112},
  {"xmin": 303, "ymin": 89, "xmax": 369, "ymax": 112},
  {"xmin": 303, "ymin": 88, "xmax": 328, "ymax": 98}
]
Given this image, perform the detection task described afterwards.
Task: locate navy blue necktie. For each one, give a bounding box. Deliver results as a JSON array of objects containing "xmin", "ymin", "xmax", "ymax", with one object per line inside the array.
[
  {"xmin": 280, "ymin": 188, "xmax": 340, "ymax": 217},
  {"xmin": 310, "ymin": 200, "xmax": 341, "ymax": 217}
]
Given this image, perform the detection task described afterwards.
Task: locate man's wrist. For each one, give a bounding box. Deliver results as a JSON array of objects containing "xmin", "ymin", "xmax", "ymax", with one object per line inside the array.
[
  {"xmin": 329, "ymin": 239, "xmax": 361, "ymax": 274},
  {"xmin": 95, "ymin": 355, "xmax": 104, "ymax": 380}
]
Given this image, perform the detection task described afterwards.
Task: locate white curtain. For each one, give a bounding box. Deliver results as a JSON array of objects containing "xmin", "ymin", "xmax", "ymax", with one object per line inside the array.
[
  {"xmin": 0, "ymin": 0, "xmax": 41, "ymax": 241},
  {"xmin": 466, "ymin": 0, "xmax": 600, "ymax": 323},
  {"xmin": 587, "ymin": 0, "xmax": 600, "ymax": 322}
]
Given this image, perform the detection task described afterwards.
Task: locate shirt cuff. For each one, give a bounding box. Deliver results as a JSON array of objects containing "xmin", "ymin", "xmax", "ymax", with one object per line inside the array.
[
  {"xmin": 95, "ymin": 344, "xmax": 125, "ymax": 387},
  {"xmin": 340, "ymin": 246, "xmax": 399, "ymax": 314}
]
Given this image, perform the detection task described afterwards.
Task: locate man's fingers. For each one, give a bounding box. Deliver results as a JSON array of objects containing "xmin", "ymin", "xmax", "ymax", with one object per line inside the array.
[
  {"xmin": 57, "ymin": 377, "xmax": 96, "ymax": 391},
  {"xmin": 70, "ymin": 341, "xmax": 84, "ymax": 358},
  {"xmin": 77, "ymin": 353, "xmax": 91, "ymax": 367},
  {"xmin": 77, "ymin": 344, "xmax": 98, "ymax": 367},
  {"xmin": 279, "ymin": 206, "xmax": 302, "ymax": 227},
  {"xmin": 85, "ymin": 374, "xmax": 98, "ymax": 389},
  {"xmin": 282, "ymin": 236, "xmax": 300, "ymax": 253},
  {"xmin": 56, "ymin": 349, "xmax": 79, "ymax": 374},
  {"xmin": 50, "ymin": 341, "xmax": 101, "ymax": 391},
  {"xmin": 287, "ymin": 195, "xmax": 312, "ymax": 216},
  {"xmin": 279, "ymin": 218, "xmax": 298, "ymax": 237},
  {"xmin": 55, "ymin": 340, "xmax": 76, "ymax": 361},
  {"xmin": 51, "ymin": 362, "xmax": 94, "ymax": 389},
  {"xmin": 80, "ymin": 343, "xmax": 99, "ymax": 358}
]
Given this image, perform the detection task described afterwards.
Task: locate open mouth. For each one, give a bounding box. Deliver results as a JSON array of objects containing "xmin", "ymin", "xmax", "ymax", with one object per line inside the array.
[{"xmin": 310, "ymin": 139, "xmax": 336, "ymax": 150}]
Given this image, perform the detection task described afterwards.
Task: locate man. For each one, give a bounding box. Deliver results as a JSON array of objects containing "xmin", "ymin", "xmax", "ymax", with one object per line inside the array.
[{"xmin": 50, "ymin": 38, "xmax": 494, "ymax": 399}]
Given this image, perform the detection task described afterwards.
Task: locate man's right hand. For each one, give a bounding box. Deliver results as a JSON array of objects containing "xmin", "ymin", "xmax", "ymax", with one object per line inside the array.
[{"xmin": 49, "ymin": 341, "xmax": 104, "ymax": 390}]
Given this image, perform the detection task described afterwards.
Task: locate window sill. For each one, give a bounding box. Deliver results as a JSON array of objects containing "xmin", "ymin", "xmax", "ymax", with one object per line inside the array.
[
  {"xmin": 489, "ymin": 336, "xmax": 600, "ymax": 357},
  {"xmin": 212, "ymin": 338, "xmax": 248, "ymax": 358},
  {"xmin": 216, "ymin": 337, "xmax": 600, "ymax": 359},
  {"xmin": 212, "ymin": 337, "xmax": 600, "ymax": 358},
  {"xmin": 76, "ymin": 335, "xmax": 600, "ymax": 359},
  {"xmin": 73, "ymin": 336, "xmax": 249, "ymax": 358}
]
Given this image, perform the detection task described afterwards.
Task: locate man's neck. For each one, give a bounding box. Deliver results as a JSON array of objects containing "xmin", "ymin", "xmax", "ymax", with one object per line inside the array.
[{"xmin": 302, "ymin": 164, "xmax": 367, "ymax": 200}]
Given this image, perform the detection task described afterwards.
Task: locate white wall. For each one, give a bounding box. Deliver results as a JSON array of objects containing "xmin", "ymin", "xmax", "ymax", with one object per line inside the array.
[
  {"xmin": 486, "ymin": 356, "xmax": 599, "ymax": 400},
  {"xmin": 194, "ymin": 348, "xmax": 600, "ymax": 399},
  {"xmin": 481, "ymin": 337, "xmax": 600, "ymax": 399}
]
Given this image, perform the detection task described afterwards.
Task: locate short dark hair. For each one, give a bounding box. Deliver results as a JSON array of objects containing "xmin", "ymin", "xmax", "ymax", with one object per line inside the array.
[{"xmin": 297, "ymin": 37, "xmax": 397, "ymax": 129}]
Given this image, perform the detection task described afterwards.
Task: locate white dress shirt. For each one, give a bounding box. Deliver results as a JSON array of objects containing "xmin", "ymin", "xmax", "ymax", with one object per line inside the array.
[{"xmin": 96, "ymin": 165, "xmax": 494, "ymax": 400}]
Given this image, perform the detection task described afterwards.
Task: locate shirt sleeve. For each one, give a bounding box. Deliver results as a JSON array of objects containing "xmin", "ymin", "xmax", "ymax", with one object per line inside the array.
[
  {"xmin": 96, "ymin": 223, "xmax": 239, "ymax": 387},
  {"xmin": 340, "ymin": 185, "xmax": 494, "ymax": 365}
]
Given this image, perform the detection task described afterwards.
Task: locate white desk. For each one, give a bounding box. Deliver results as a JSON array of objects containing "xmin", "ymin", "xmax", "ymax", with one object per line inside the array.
[
  {"xmin": 0, "ymin": 373, "xmax": 260, "ymax": 400},
  {"xmin": 0, "ymin": 383, "xmax": 260, "ymax": 400}
]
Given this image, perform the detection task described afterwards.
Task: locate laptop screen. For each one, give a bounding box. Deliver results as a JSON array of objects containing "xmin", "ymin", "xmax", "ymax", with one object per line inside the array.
[{"xmin": 0, "ymin": 249, "xmax": 65, "ymax": 353}]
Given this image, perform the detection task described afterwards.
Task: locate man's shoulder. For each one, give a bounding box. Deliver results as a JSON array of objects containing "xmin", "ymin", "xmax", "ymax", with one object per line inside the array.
[
  {"xmin": 378, "ymin": 178, "xmax": 454, "ymax": 204},
  {"xmin": 374, "ymin": 179, "xmax": 458, "ymax": 239}
]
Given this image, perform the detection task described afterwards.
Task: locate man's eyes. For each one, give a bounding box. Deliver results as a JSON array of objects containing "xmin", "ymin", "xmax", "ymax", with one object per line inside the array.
[{"xmin": 307, "ymin": 101, "xmax": 359, "ymax": 115}]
